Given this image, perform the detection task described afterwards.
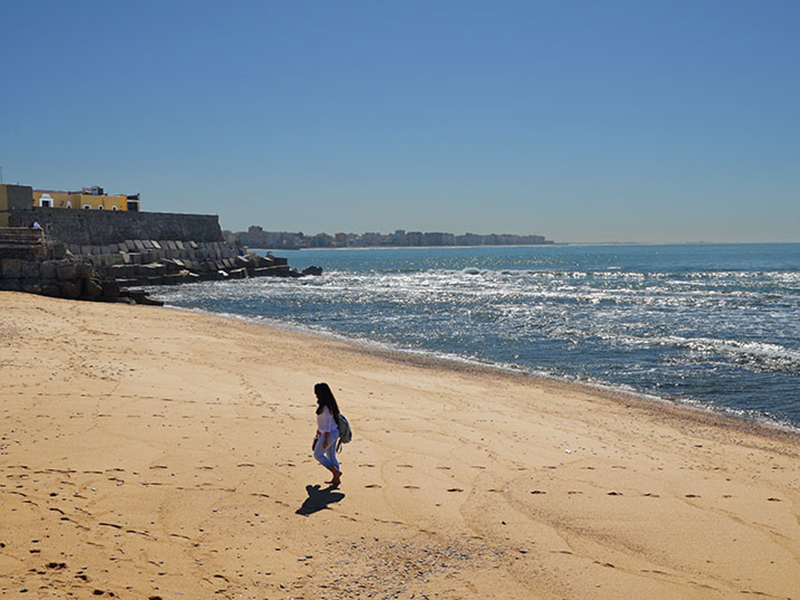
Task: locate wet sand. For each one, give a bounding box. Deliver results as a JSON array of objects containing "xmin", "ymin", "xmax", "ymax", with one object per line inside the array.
[{"xmin": 1, "ymin": 291, "xmax": 799, "ymax": 599}]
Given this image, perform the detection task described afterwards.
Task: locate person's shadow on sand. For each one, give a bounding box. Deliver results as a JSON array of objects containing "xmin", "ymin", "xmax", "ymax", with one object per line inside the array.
[{"xmin": 296, "ymin": 484, "xmax": 345, "ymax": 516}]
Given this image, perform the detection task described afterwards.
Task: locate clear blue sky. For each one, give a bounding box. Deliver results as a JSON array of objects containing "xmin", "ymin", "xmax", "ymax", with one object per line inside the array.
[{"xmin": 2, "ymin": 0, "xmax": 798, "ymax": 243}]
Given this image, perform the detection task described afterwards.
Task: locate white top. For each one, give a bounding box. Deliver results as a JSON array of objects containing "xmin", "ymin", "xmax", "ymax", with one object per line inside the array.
[{"xmin": 316, "ymin": 406, "xmax": 339, "ymax": 434}]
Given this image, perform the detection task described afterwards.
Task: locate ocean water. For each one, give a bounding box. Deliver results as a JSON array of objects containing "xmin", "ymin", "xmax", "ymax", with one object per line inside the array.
[{"xmin": 147, "ymin": 243, "xmax": 800, "ymax": 429}]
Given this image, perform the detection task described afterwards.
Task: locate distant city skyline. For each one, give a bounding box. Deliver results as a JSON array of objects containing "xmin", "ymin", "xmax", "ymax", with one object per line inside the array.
[
  {"xmin": 227, "ymin": 225, "xmax": 552, "ymax": 249},
  {"xmin": 2, "ymin": 1, "xmax": 798, "ymax": 243}
]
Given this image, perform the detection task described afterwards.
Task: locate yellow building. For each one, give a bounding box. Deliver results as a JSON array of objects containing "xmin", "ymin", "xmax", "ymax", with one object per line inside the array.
[
  {"xmin": 33, "ymin": 186, "xmax": 132, "ymax": 211},
  {"xmin": 2, "ymin": 184, "xmax": 140, "ymax": 226}
]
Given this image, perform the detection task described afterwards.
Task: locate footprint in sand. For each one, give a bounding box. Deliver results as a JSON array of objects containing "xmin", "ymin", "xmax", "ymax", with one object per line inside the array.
[
  {"xmin": 365, "ymin": 484, "xmax": 382, "ymax": 489},
  {"xmin": 643, "ymin": 493, "xmax": 660, "ymax": 498},
  {"xmin": 447, "ymin": 488, "xmax": 464, "ymax": 492},
  {"xmin": 607, "ymin": 491, "xmax": 623, "ymax": 496},
  {"xmin": 685, "ymin": 494, "xmax": 701, "ymax": 498},
  {"xmin": 404, "ymin": 485, "xmax": 420, "ymax": 489},
  {"xmin": 396, "ymin": 464, "xmax": 414, "ymax": 468},
  {"xmin": 530, "ymin": 490, "xmax": 547, "ymax": 495},
  {"xmin": 767, "ymin": 497, "xmax": 782, "ymax": 502}
]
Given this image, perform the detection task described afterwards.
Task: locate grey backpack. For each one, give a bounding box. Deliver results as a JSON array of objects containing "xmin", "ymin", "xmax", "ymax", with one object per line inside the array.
[{"xmin": 336, "ymin": 413, "xmax": 352, "ymax": 450}]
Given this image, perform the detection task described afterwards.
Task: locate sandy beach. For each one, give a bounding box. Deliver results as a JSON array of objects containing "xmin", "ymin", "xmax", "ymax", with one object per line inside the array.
[{"xmin": 1, "ymin": 291, "xmax": 798, "ymax": 599}]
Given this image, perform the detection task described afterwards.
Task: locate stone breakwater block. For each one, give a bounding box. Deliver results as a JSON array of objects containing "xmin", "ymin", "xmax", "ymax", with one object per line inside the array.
[
  {"xmin": 51, "ymin": 244, "xmax": 67, "ymax": 260},
  {"xmin": 102, "ymin": 278, "xmax": 120, "ymax": 300},
  {"xmin": 40, "ymin": 261, "xmax": 58, "ymax": 280},
  {"xmin": 160, "ymin": 259, "xmax": 181, "ymax": 275},
  {"xmin": 142, "ymin": 240, "xmax": 154, "ymax": 249},
  {"xmin": 134, "ymin": 240, "xmax": 146, "ymax": 251},
  {"xmin": 121, "ymin": 252, "xmax": 131, "ymax": 264},
  {"xmin": 123, "ymin": 289, "xmax": 164, "ymax": 306},
  {"xmin": 56, "ymin": 261, "xmax": 77, "ymax": 281},
  {"xmin": 151, "ymin": 240, "xmax": 162, "ymax": 250},
  {"xmin": 2, "ymin": 259, "xmax": 23, "ymax": 279},
  {"xmin": 58, "ymin": 281, "xmax": 81, "ymax": 299},
  {"xmin": 21, "ymin": 260, "xmax": 40, "ymax": 280},
  {"xmin": 76, "ymin": 261, "xmax": 94, "ymax": 279},
  {"xmin": 21, "ymin": 282, "xmax": 42, "ymax": 294},
  {"xmin": 82, "ymin": 278, "xmax": 103, "ymax": 298},
  {"xmin": 0, "ymin": 279, "xmax": 21, "ymax": 291},
  {"xmin": 42, "ymin": 283, "xmax": 60, "ymax": 297},
  {"xmin": 139, "ymin": 263, "xmax": 161, "ymax": 277}
]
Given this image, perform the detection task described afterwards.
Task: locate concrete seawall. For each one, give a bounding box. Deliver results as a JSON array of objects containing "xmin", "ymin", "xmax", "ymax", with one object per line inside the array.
[{"xmin": 9, "ymin": 208, "xmax": 223, "ymax": 246}]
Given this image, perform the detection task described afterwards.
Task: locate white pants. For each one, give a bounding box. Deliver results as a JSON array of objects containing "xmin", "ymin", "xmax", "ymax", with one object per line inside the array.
[{"xmin": 314, "ymin": 433, "xmax": 340, "ymax": 471}]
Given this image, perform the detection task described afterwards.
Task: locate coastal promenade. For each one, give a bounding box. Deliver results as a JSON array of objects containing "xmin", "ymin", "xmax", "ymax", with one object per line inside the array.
[{"xmin": 1, "ymin": 292, "xmax": 798, "ymax": 599}]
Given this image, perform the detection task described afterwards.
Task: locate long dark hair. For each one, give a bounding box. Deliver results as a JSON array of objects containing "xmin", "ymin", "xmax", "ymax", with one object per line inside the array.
[{"xmin": 314, "ymin": 382, "xmax": 340, "ymax": 416}]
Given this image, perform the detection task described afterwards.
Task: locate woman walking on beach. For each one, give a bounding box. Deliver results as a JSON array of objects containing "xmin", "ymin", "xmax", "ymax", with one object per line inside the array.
[{"xmin": 313, "ymin": 382, "xmax": 342, "ymax": 486}]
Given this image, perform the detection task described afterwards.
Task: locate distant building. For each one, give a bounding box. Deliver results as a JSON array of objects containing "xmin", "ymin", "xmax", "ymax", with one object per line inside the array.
[{"xmin": 311, "ymin": 232, "xmax": 334, "ymax": 247}]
